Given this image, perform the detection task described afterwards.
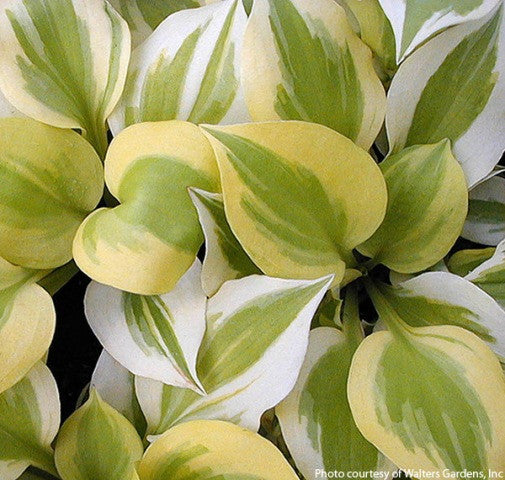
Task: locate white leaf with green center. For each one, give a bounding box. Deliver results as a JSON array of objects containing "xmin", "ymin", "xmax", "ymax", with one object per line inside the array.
[
  {"xmin": 54, "ymin": 390, "xmax": 143, "ymax": 480},
  {"xmin": 108, "ymin": 0, "xmax": 213, "ymax": 48},
  {"xmin": 277, "ymin": 293, "xmax": 395, "ymax": 478},
  {"xmin": 466, "ymin": 238, "xmax": 505, "ymax": 310},
  {"xmin": 91, "ymin": 350, "xmax": 146, "ymax": 436},
  {"xmin": 374, "ymin": 272, "xmax": 505, "ymax": 359},
  {"xmin": 0, "ymin": 88, "xmax": 23, "ymax": 118},
  {"xmin": 109, "ymin": 0, "xmax": 248, "ymax": 136},
  {"xmin": 358, "ymin": 141, "xmax": 468, "ymax": 274},
  {"xmin": 0, "ymin": 0, "xmax": 130, "ymax": 157},
  {"xmin": 349, "ymin": 280, "xmax": 505, "ymax": 474},
  {"xmin": 189, "ymin": 188, "xmax": 260, "ymax": 297},
  {"xmin": 462, "ymin": 175, "xmax": 505, "ymax": 245},
  {"xmin": 0, "ymin": 362, "xmax": 60, "ymax": 479},
  {"xmin": 0, "ymin": 260, "xmax": 56, "ymax": 395},
  {"xmin": 203, "ymin": 122, "xmax": 387, "ymax": 286},
  {"xmin": 242, "ymin": 0, "xmax": 386, "ymax": 150},
  {"xmin": 73, "ymin": 121, "xmax": 220, "ymax": 295},
  {"xmin": 386, "ymin": 7, "xmax": 505, "ymax": 187},
  {"xmin": 85, "ymin": 260, "xmax": 206, "ymax": 393},
  {"xmin": 0, "ymin": 118, "xmax": 103, "ymax": 270},
  {"xmin": 378, "ymin": 0, "xmax": 500, "ymax": 61},
  {"xmin": 135, "ymin": 274, "xmax": 332, "ymax": 436}
]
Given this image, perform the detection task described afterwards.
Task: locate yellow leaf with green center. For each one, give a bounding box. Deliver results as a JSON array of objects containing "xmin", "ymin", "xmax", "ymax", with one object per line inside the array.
[
  {"xmin": 203, "ymin": 121, "xmax": 387, "ymax": 286},
  {"xmin": 358, "ymin": 141, "xmax": 468, "ymax": 273},
  {"xmin": 54, "ymin": 390, "xmax": 143, "ymax": 480},
  {"xmin": 241, "ymin": 0, "xmax": 386, "ymax": 150},
  {"xmin": 0, "ymin": 118, "xmax": 103, "ymax": 270},
  {"xmin": 73, "ymin": 121, "xmax": 220, "ymax": 295},
  {"xmin": 138, "ymin": 420, "xmax": 298, "ymax": 480},
  {"xmin": 348, "ymin": 280, "xmax": 505, "ymax": 474}
]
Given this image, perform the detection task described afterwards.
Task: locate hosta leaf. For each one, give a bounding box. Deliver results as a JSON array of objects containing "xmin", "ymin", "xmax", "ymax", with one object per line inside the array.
[
  {"xmin": 358, "ymin": 141, "xmax": 468, "ymax": 273},
  {"xmin": 0, "ymin": 118, "xmax": 103, "ymax": 269},
  {"xmin": 447, "ymin": 247, "xmax": 495, "ymax": 277},
  {"xmin": 73, "ymin": 121, "xmax": 219, "ymax": 295},
  {"xmin": 0, "ymin": 0, "xmax": 130, "ymax": 156},
  {"xmin": 0, "ymin": 267, "xmax": 55, "ymax": 395},
  {"xmin": 108, "ymin": 0, "xmax": 210, "ymax": 48},
  {"xmin": 91, "ymin": 350, "xmax": 146, "ymax": 436},
  {"xmin": 242, "ymin": 0, "xmax": 386, "ymax": 149},
  {"xmin": 337, "ymin": 0, "xmax": 397, "ymax": 76},
  {"xmin": 386, "ymin": 6, "xmax": 505, "ymax": 187},
  {"xmin": 54, "ymin": 390, "xmax": 143, "ymax": 480},
  {"xmin": 349, "ymin": 281, "xmax": 505, "ymax": 474},
  {"xmin": 109, "ymin": 0, "xmax": 248, "ymax": 136},
  {"xmin": 85, "ymin": 260, "xmax": 206, "ymax": 392},
  {"xmin": 277, "ymin": 294, "xmax": 394, "ymax": 478},
  {"xmin": 462, "ymin": 175, "xmax": 505, "ymax": 245},
  {"xmin": 0, "ymin": 362, "xmax": 60, "ymax": 479},
  {"xmin": 378, "ymin": 0, "xmax": 500, "ymax": 61},
  {"xmin": 0, "ymin": 88, "xmax": 23, "ymax": 118},
  {"xmin": 136, "ymin": 274, "xmax": 332, "ymax": 435},
  {"xmin": 466, "ymin": 238, "xmax": 505, "ymax": 310},
  {"xmin": 374, "ymin": 272, "xmax": 505, "ymax": 359},
  {"xmin": 203, "ymin": 121, "xmax": 387, "ymax": 285},
  {"xmin": 138, "ymin": 420, "xmax": 298, "ymax": 480},
  {"xmin": 189, "ymin": 188, "xmax": 260, "ymax": 297}
]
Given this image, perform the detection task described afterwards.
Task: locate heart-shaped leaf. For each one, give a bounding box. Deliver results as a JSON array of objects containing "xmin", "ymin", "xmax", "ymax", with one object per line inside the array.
[
  {"xmin": 358, "ymin": 141, "xmax": 468, "ymax": 273},
  {"xmin": 0, "ymin": 118, "xmax": 103, "ymax": 270},
  {"xmin": 73, "ymin": 121, "xmax": 220, "ymax": 295},
  {"xmin": 203, "ymin": 121, "xmax": 387, "ymax": 286}
]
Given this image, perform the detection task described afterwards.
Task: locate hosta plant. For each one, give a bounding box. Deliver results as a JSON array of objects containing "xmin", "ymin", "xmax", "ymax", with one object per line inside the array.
[{"xmin": 0, "ymin": 0, "xmax": 505, "ymax": 479}]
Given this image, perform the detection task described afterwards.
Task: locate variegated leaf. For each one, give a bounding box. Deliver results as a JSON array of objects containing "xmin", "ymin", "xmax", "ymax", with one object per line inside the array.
[
  {"xmin": 0, "ymin": 0, "xmax": 130, "ymax": 156},
  {"xmin": 85, "ymin": 260, "xmax": 206, "ymax": 392},
  {"xmin": 73, "ymin": 121, "xmax": 219, "ymax": 295},
  {"xmin": 463, "ymin": 175, "xmax": 505, "ymax": 245},
  {"xmin": 136, "ymin": 274, "xmax": 332, "ymax": 436},
  {"xmin": 277, "ymin": 293, "xmax": 394, "ymax": 478},
  {"xmin": 0, "ymin": 362, "xmax": 60, "ymax": 479},
  {"xmin": 138, "ymin": 420, "xmax": 298, "ymax": 479},
  {"xmin": 109, "ymin": 0, "xmax": 249, "ymax": 136},
  {"xmin": 242, "ymin": 0, "xmax": 386, "ymax": 149},
  {"xmin": 54, "ymin": 390, "xmax": 143, "ymax": 480},
  {"xmin": 337, "ymin": 0, "xmax": 397, "ymax": 77},
  {"xmin": 349, "ymin": 280, "xmax": 505, "ymax": 474},
  {"xmin": 0, "ymin": 259, "xmax": 55, "ymax": 395},
  {"xmin": 386, "ymin": 6, "xmax": 505, "ymax": 187},
  {"xmin": 358, "ymin": 141, "xmax": 468, "ymax": 273},
  {"xmin": 0, "ymin": 118, "xmax": 103, "ymax": 270},
  {"xmin": 203, "ymin": 121, "xmax": 387, "ymax": 286},
  {"xmin": 189, "ymin": 188, "xmax": 260, "ymax": 297},
  {"xmin": 466, "ymin": 238, "xmax": 505, "ymax": 310},
  {"xmin": 108, "ymin": 0, "xmax": 211, "ymax": 48},
  {"xmin": 0, "ymin": 88, "xmax": 23, "ymax": 118},
  {"xmin": 447, "ymin": 247, "xmax": 495, "ymax": 277},
  {"xmin": 372, "ymin": 272, "xmax": 505, "ymax": 359},
  {"xmin": 378, "ymin": 0, "xmax": 500, "ymax": 61},
  {"xmin": 91, "ymin": 350, "xmax": 146, "ymax": 436}
]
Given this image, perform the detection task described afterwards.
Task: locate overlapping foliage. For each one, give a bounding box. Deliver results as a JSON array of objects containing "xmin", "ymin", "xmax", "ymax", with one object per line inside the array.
[{"xmin": 0, "ymin": 0, "xmax": 505, "ymax": 478}]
